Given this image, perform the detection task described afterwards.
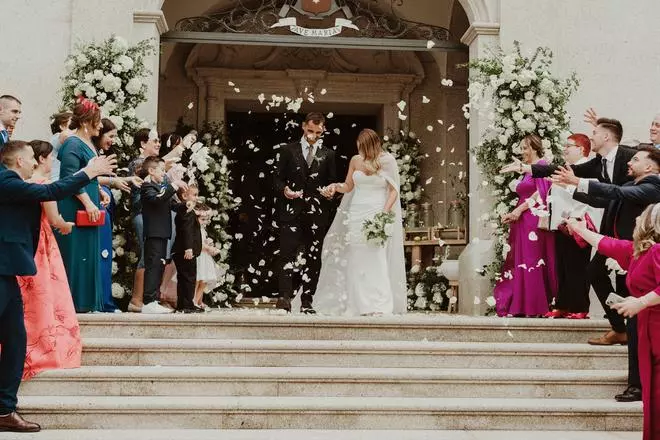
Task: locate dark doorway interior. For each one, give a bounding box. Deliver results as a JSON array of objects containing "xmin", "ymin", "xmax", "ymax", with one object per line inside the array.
[{"xmin": 226, "ymin": 110, "xmax": 378, "ymax": 298}]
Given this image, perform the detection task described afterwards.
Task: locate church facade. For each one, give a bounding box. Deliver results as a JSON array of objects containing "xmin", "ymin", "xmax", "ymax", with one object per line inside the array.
[{"xmin": 2, "ymin": 0, "xmax": 659, "ymax": 312}]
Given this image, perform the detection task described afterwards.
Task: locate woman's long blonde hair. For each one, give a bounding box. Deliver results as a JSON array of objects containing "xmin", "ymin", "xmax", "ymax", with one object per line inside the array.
[
  {"xmin": 633, "ymin": 203, "xmax": 660, "ymax": 257},
  {"xmin": 357, "ymin": 128, "xmax": 383, "ymax": 174}
]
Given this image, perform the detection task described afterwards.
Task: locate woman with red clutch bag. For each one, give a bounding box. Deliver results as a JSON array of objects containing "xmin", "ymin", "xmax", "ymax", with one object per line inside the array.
[{"xmin": 55, "ymin": 97, "xmax": 107, "ymax": 312}]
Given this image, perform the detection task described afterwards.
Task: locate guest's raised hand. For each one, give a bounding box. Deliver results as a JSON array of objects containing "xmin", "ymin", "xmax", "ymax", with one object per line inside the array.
[
  {"xmin": 129, "ymin": 175, "xmax": 144, "ymax": 187},
  {"xmin": 583, "ymin": 108, "xmax": 599, "ymax": 127},
  {"xmin": 111, "ymin": 177, "xmax": 131, "ymax": 193},
  {"xmin": 611, "ymin": 297, "xmax": 645, "ymax": 318},
  {"xmin": 173, "ymin": 179, "xmax": 189, "ymax": 192},
  {"xmin": 551, "ymin": 165, "xmax": 579, "ymax": 186},
  {"xmin": 500, "ymin": 157, "xmax": 522, "ymax": 174},
  {"xmin": 84, "ymin": 154, "xmax": 118, "ymax": 178}
]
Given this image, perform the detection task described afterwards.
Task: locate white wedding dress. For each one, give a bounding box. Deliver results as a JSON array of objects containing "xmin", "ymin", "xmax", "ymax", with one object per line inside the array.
[{"xmin": 313, "ymin": 153, "xmax": 407, "ymax": 316}]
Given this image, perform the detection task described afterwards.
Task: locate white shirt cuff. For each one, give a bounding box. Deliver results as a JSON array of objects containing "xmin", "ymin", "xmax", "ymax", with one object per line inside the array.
[{"xmin": 576, "ymin": 178, "xmax": 589, "ymax": 193}]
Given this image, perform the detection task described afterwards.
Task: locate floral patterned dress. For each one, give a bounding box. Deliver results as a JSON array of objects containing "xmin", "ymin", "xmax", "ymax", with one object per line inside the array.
[{"xmin": 17, "ymin": 196, "xmax": 82, "ymax": 380}]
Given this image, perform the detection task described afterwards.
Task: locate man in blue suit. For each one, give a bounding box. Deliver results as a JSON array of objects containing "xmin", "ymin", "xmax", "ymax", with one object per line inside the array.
[
  {"xmin": 0, "ymin": 95, "xmax": 21, "ymax": 149},
  {"xmin": 0, "ymin": 140, "xmax": 116, "ymax": 432}
]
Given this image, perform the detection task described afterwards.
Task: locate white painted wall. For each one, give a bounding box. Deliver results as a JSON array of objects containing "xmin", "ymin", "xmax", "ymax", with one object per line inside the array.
[
  {"xmin": 1, "ymin": 0, "xmax": 163, "ymax": 141},
  {"xmin": 0, "ymin": 0, "xmax": 73, "ymax": 140},
  {"xmin": 499, "ymin": 0, "xmax": 660, "ymax": 144}
]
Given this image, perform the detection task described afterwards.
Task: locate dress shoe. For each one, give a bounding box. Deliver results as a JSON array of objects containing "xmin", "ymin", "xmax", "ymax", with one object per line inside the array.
[
  {"xmin": 180, "ymin": 307, "xmax": 204, "ymax": 314},
  {"xmin": 615, "ymin": 385, "xmax": 642, "ymax": 402},
  {"xmin": 301, "ymin": 307, "xmax": 317, "ymax": 315},
  {"xmin": 276, "ymin": 298, "xmax": 291, "ymax": 313},
  {"xmin": 588, "ymin": 330, "xmax": 628, "ymax": 346},
  {"xmin": 0, "ymin": 412, "xmax": 41, "ymax": 432}
]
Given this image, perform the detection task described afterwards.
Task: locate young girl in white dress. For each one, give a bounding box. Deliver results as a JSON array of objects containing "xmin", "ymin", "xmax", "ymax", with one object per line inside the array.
[{"xmin": 194, "ymin": 204, "xmax": 221, "ymax": 309}]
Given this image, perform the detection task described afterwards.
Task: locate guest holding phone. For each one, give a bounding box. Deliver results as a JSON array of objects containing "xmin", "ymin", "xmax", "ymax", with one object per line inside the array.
[{"xmin": 566, "ymin": 204, "xmax": 660, "ymax": 440}]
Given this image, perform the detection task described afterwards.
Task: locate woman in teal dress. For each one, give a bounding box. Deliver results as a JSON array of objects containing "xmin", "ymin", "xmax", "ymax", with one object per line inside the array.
[{"xmin": 56, "ymin": 98, "xmax": 105, "ymax": 312}]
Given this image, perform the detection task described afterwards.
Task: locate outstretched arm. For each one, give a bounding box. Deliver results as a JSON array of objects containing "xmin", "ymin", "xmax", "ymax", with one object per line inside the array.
[{"xmin": 332, "ymin": 155, "xmax": 358, "ymax": 194}]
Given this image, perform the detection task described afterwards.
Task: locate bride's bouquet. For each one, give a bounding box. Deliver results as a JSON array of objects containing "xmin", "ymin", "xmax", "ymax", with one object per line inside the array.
[{"xmin": 362, "ymin": 211, "xmax": 396, "ymax": 247}]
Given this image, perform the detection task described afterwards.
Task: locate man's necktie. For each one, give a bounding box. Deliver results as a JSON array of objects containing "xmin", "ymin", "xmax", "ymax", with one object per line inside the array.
[
  {"xmin": 0, "ymin": 129, "xmax": 8, "ymax": 144},
  {"xmin": 305, "ymin": 145, "xmax": 315, "ymax": 167},
  {"xmin": 601, "ymin": 157, "xmax": 611, "ymax": 183}
]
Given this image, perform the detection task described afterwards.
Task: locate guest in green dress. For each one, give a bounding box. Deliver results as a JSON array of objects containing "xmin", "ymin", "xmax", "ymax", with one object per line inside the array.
[{"xmin": 55, "ymin": 97, "xmax": 105, "ymax": 312}]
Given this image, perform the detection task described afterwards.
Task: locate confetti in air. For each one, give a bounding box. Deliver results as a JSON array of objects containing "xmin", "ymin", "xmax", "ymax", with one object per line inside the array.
[{"xmin": 426, "ymin": 40, "xmax": 436, "ymax": 49}]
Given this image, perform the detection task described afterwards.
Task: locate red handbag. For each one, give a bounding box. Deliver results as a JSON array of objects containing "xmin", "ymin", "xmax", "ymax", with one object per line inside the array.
[{"xmin": 75, "ymin": 210, "xmax": 106, "ymax": 227}]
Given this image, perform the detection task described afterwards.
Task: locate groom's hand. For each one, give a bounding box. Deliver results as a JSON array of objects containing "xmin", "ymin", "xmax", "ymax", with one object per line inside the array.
[{"xmin": 284, "ymin": 186, "xmax": 302, "ymax": 199}]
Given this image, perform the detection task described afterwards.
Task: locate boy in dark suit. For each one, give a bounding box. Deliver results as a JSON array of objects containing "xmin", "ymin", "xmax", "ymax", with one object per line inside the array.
[
  {"xmin": 172, "ymin": 185, "xmax": 203, "ymax": 313},
  {"xmin": 0, "ymin": 140, "xmax": 115, "ymax": 432},
  {"xmin": 139, "ymin": 156, "xmax": 188, "ymax": 314}
]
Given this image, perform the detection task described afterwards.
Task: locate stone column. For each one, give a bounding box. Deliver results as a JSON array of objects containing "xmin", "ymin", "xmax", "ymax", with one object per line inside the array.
[
  {"xmin": 132, "ymin": 6, "xmax": 168, "ymax": 126},
  {"xmin": 457, "ymin": 22, "xmax": 500, "ymax": 315}
]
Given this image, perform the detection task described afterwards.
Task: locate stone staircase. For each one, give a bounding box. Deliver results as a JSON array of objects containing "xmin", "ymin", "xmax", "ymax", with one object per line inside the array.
[{"xmin": 17, "ymin": 313, "xmax": 642, "ymax": 435}]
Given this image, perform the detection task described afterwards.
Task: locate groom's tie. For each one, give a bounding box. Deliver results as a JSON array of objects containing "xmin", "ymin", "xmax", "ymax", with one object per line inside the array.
[{"xmin": 305, "ymin": 145, "xmax": 315, "ymax": 167}]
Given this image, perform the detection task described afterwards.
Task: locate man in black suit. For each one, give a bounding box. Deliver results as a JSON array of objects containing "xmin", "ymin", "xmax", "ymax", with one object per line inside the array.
[
  {"xmin": 0, "ymin": 140, "xmax": 115, "ymax": 432},
  {"xmin": 140, "ymin": 156, "xmax": 188, "ymax": 314},
  {"xmin": 274, "ymin": 112, "xmax": 337, "ymax": 313},
  {"xmin": 172, "ymin": 186, "xmax": 203, "ymax": 313},
  {"xmin": 553, "ymin": 145, "xmax": 660, "ymax": 402},
  {"xmin": 0, "ymin": 95, "xmax": 21, "ymax": 148}
]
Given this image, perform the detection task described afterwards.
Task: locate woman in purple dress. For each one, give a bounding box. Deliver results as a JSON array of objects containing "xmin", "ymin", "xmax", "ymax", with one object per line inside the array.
[{"xmin": 494, "ymin": 134, "xmax": 557, "ymax": 317}]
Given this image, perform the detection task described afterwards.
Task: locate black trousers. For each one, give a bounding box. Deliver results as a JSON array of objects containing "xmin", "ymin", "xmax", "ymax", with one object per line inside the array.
[
  {"xmin": 143, "ymin": 237, "xmax": 168, "ymax": 305},
  {"xmin": 554, "ymin": 232, "xmax": 591, "ymax": 312},
  {"xmin": 173, "ymin": 253, "xmax": 197, "ymax": 310},
  {"xmin": 278, "ymin": 215, "xmax": 325, "ymax": 307},
  {"xmin": 0, "ymin": 275, "xmax": 26, "ymax": 414},
  {"xmin": 588, "ymin": 251, "xmax": 630, "ymax": 333},
  {"xmin": 587, "ymin": 250, "xmax": 640, "ymax": 387}
]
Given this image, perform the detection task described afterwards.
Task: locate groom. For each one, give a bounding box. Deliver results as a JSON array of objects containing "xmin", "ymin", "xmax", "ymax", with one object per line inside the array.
[
  {"xmin": 0, "ymin": 140, "xmax": 116, "ymax": 432},
  {"xmin": 274, "ymin": 112, "xmax": 337, "ymax": 313}
]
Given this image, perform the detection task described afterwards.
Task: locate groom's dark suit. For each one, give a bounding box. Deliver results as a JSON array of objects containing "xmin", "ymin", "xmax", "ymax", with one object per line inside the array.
[
  {"xmin": 274, "ymin": 140, "xmax": 336, "ymax": 309},
  {"xmin": 0, "ymin": 168, "xmax": 90, "ymax": 415}
]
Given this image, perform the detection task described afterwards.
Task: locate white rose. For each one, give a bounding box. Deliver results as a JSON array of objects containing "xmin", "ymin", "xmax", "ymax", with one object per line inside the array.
[
  {"xmin": 111, "ymin": 283, "xmax": 125, "ymax": 299},
  {"xmin": 524, "ymin": 91, "xmax": 535, "ymax": 100},
  {"xmin": 111, "ymin": 261, "xmax": 118, "ymax": 275},
  {"xmin": 93, "ymin": 69, "xmax": 104, "ymax": 80},
  {"xmin": 541, "ymin": 139, "xmax": 552, "ymax": 151},
  {"xmin": 521, "ymin": 100, "xmax": 536, "ymax": 115},
  {"xmin": 512, "ymin": 111, "xmax": 524, "ymax": 122},
  {"xmin": 384, "ymin": 223, "xmax": 393, "ymax": 237},
  {"xmin": 496, "ymin": 149, "xmax": 508, "ymax": 161},
  {"xmin": 125, "ymin": 78, "xmax": 143, "ymax": 95},
  {"xmin": 115, "ymin": 246, "xmax": 124, "ymax": 257},
  {"xmin": 108, "ymin": 115, "xmax": 124, "ymax": 130},
  {"xmin": 100, "ymin": 74, "xmax": 121, "ymax": 93},
  {"xmin": 111, "ymin": 64, "xmax": 124, "ymax": 74},
  {"xmin": 539, "ymin": 78, "xmax": 555, "ymax": 93},
  {"xmin": 117, "ymin": 55, "xmax": 134, "ymax": 71},
  {"xmin": 414, "ymin": 296, "xmax": 427, "ymax": 309},
  {"xmin": 498, "ymin": 135, "xmax": 509, "ymax": 147},
  {"xmin": 76, "ymin": 54, "xmax": 90, "ymax": 66},
  {"xmin": 64, "ymin": 59, "xmax": 76, "ymax": 73}
]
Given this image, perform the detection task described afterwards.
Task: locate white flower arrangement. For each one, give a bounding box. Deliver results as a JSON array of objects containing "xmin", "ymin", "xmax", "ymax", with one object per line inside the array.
[
  {"xmin": 407, "ymin": 262, "xmax": 451, "ymax": 312},
  {"xmin": 362, "ymin": 211, "xmax": 395, "ymax": 247},
  {"xmin": 467, "ymin": 41, "xmax": 579, "ymax": 283},
  {"xmin": 175, "ymin": 120, "xmax": 241, "ymax": 307},
  {"xmin": 60, "ymin": 35, "xmax": 155, "ymax": 161},
  {"xmin": 382, "ymin": 131, "xmax": 424, "ymax": 216}
]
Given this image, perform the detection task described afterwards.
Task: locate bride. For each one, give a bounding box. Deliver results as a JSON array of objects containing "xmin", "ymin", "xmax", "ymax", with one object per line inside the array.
[{"xmin": 314, "ymin": 128, "xmax": 407, "ymax": 316}]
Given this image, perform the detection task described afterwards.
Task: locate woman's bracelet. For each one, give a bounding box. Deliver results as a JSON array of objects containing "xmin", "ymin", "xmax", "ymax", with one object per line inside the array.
[{"xmin": 640, "ymin": 296, "xmax": 650, "ymax": 308}]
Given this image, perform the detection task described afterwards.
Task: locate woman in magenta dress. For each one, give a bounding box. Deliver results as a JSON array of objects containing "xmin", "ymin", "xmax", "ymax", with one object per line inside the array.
[
  {"xmin": 17, "ymin": 140, "xmax": 82, "ymax": 379},
  {"xmin": 567, "ymin": 204, "xmax": 660, "ymax": 440},
  {"xmin": 494, "ymin": 134, "xmax": 557, "ymax": 317}
]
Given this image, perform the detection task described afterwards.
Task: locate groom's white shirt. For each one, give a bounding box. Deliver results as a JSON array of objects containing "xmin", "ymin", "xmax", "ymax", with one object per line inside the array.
[{"xmin": 300, "ymin": 136, "xmax": 321, "ymax": 158}]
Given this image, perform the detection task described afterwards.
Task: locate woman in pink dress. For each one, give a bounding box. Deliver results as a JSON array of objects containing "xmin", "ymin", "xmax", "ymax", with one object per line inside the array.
[
  {"xmin": 17, "ymin": 140, "xmax": 82, "ymax": 380},
  {"xmin": 567, "ymin": 204, "xmax": 660, "ymax": 440},
  {"xmin": 494, "ymin": 134, "xmax": 557, "ymax": 317}
]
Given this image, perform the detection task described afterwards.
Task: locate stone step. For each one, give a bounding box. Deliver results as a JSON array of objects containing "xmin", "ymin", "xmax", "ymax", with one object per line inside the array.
[
  {"xmin": 17, "ymin": 396, "xmax": 642, "ymax": 431},
  {"xmin": 77, "ymin": 313, "xmax": 611, "ymax": 343},
  {"xmin": 81, "ymin": 338, "xmax": 627, "ymax": 370},
  {"xmin": 20, "ymin": 366, "xmax": 627, "ymax": 399},
  {"xmin": 0, "ymin": 429, "xmax": 642, "ymax": 440}
]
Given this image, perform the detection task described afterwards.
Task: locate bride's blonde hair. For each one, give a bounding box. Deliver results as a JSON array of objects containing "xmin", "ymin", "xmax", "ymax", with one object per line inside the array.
[
  {"xmin": 357, "ymin": 128, "xmax": 383, "ymax": 174},
  {"xmin": 633, "ymin": 203, "xmax": 660, "ymax": 257}
]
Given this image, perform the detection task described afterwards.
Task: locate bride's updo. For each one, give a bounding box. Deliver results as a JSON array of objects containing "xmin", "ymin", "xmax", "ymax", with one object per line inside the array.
[{"xmin": 357, "ymin": 128, "xmax": 383, "ymax": 174}]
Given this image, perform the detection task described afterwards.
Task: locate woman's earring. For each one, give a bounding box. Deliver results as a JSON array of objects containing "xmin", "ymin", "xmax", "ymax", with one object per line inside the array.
[{"xmin": 84, "ymin": 126, "xmax": 89, "ymax": 135}]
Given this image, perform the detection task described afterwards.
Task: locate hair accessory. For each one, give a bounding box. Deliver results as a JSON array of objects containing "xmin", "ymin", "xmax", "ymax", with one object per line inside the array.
[{"xmin": 76, "ymin": 95, "xmax": 99, "ymax": 113}]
